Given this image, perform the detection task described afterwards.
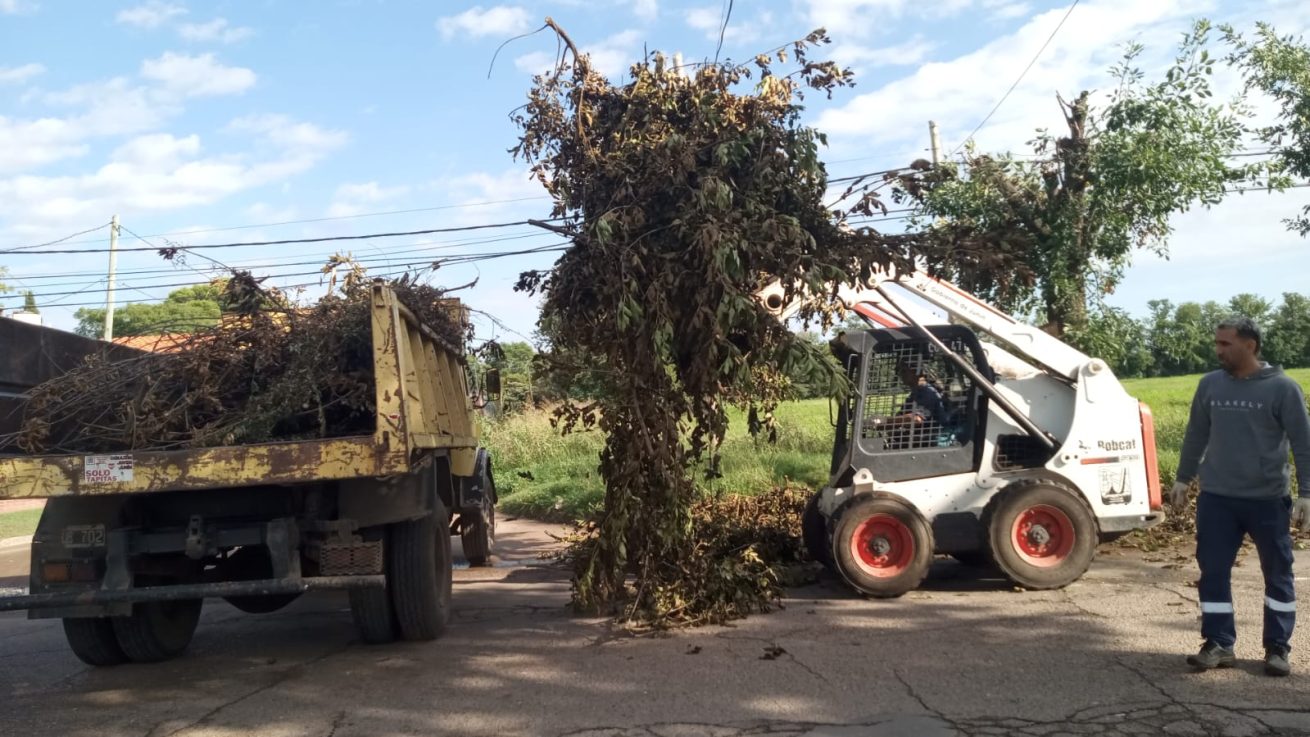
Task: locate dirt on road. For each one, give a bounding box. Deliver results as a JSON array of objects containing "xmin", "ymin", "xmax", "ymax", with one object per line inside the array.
[{"xmin": 1, "ymin": 519, "xmax": 1308, "ymax": 737}]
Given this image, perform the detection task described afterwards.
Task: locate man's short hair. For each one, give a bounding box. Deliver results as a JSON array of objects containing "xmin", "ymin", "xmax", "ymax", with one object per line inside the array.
[{"xmin": 1217, "ymin": 315, "xmax": 1262, "ymax": 353}]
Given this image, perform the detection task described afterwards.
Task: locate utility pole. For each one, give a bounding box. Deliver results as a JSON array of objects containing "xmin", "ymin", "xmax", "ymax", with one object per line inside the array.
[
  {"xmin": 104, "ymin": 214, "xmax": 119, "ymax": 342},
  {"xmin": 928, "ymin": 120, "xmax": 942, "ymax": 167}
]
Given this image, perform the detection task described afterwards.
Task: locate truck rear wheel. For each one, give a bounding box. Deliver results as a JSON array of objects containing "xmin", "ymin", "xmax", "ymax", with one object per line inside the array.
[
  {"xmin": 985, "ymin": 480, "xmax": 1096, "ymax": 590},
  {"xmin": 460, "ymin": 504, "xmax": 494, "ymax": 566},
  {"xmin": 112, "ymin": 598, "xmax": 203, "ymax": 663},
  {"xmin": 832, "ymin": 495, "xmax": 933, "ymax": 598},
  {"xmin": 388, "ymin": 498, "xmax": 452, "ymax": 641},
  {"xmin": 62, "ymin": 617, "xmax": 128, "ymax": 666},
  {"xmin": 349, "ymin": 526, "xmax": 396, "ymax": 644}
]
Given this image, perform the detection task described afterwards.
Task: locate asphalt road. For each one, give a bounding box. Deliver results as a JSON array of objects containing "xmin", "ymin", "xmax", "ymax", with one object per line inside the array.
[{"xmin": 1, "ymin": 521, "xmax": 1308, "ymax": 737}]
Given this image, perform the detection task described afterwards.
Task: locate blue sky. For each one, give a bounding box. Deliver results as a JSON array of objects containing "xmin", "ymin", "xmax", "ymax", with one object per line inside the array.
[{"xmin": 1, "ymin": 0, "xmax": 1307, "ymax": 343}]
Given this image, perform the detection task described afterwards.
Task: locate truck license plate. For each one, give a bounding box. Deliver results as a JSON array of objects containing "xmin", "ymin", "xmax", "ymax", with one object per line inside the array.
[{"xmin": 61, "ymin": 525, "xmax": 106, "ymax": 549}]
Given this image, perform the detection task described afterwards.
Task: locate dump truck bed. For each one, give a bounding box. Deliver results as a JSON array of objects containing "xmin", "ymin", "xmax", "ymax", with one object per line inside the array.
[{"xmin": 0, "ymin": 281, "xmax": 478, "ymax": 500}]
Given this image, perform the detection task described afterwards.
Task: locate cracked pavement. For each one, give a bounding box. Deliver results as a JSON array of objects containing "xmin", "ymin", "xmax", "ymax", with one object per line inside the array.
[{"xmin": 1, "ymin": 521, "xmax": 1308, "ymax": 737}]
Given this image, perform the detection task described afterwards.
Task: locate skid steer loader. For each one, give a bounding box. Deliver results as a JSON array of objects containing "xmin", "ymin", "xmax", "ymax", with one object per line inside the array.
[{"xmin": 757, "ymin": 270, "xmax": 1165, "ymax": 597}]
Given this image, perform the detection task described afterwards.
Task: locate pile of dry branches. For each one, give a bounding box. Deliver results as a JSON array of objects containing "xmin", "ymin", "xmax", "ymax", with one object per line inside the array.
[{"xmin": 7, "ymin": 272, "xmax": 469, "ymax": 454}]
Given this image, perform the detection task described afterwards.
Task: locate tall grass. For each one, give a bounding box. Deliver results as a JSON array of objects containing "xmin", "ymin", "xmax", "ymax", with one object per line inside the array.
[{"xmin": 489, "ymin": 368, "xmax": 1310, "ymax": 521}]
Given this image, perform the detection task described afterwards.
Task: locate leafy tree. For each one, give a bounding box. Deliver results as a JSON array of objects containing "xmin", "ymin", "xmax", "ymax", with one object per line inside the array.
[
  {"xmin": 22, "ymin": 291, "xmax": 37, "ymax": 313},
  {"xmin": 1223, "ymin": 23, "xmax": 1310, "ymax": 235},
  {"xmin": 1228, "ymin": 293, "xmax": 1273, "ymax": 324},
  {"xmin": 74, "ymin": 280, "xmax": 227, "ymax": 338},
  {"xmin": 1265, "ymin": 292, "xmax": 1310, "ymax": 368},
  {"xmin": 510, "ymin": 24, "xmax": 971, "ymax": 625},
  {"xmin": 1064, "ymin": 306, "xmax": 1152, "ymax": 378},
  {"xmin": 895, "ymin": 21, "xmax": 1264, "ymax": 336},
  {"xmin": 487, "ymin": 341, "xmax": 538, "ymax": 413}
]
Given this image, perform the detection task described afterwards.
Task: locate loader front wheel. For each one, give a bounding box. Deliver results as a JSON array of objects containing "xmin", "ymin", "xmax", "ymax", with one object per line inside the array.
[
  {"xmin": 62, "ymin": 617, "xmax": 128, "ymax": 666},
  {"xmin": 986, "ymin": 480, "xmax": 1096, "ymax": 590},
  {"xmin": 388, "ymin": 499, "xmax": 452, "ymax": 641},
  {"xmin": 832, "ymin": 495, "xmax": 932, "ymax": 598}
]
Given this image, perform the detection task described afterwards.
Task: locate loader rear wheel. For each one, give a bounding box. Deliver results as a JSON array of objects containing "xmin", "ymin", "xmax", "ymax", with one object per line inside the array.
[
  {"xmin": 388, "ymin": 498, "xmax": 452, "ymax": 641},
  {"xmin": 801, "ymin": 491, "xmax": 833, "ymax": 570},
  {"xmin": 832, "ymin": 495, "xmax": 932, "ymax": 598},
  {"xmin": 62, "ymin": 617, "xmax": 128, "ymax": 666},
  {"xmin": 112, "ymin": 597, "xmax": 203, "ymax": 663},
  {"xmin": 986, "ymin": 480, "xmax": 1096, "ymax": 590}
]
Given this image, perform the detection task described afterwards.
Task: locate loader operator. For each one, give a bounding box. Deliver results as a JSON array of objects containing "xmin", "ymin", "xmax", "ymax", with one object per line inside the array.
[
  {"xmin": 1171, "ymin": 316, "xmax": 1310, "ymax": 677},
  {"xmin": 880, "ymin": 359, "xmax": 950, "ymax": 450}
]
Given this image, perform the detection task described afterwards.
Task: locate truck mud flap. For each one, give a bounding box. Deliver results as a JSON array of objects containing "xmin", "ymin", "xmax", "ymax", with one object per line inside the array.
[{"xmin": 0, "ymin": 575, "xmax": 384, "ymax": 613}]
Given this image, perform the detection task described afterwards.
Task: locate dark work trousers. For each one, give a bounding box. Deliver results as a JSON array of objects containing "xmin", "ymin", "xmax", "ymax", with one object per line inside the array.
[{"xmin": 1196, "ymin": 491, "xmax": 1297, "ymax": 651}]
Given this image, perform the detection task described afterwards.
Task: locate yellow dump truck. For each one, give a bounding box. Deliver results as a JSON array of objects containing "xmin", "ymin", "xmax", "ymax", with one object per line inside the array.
[{"xmin": 0, "ymin": 282, "xmax": 498, "ymax": 665}]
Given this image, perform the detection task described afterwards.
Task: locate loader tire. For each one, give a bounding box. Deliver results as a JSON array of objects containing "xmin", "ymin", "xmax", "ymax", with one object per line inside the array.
[
  {"xmin": 62, "ymin": 617, "xmax": 128, "ymax": 667},
  {"xmin": 832, "ymin": 495, "xmax": 933, "ymax": 598},
  {"xmin": 801, "ymin": 491, "xmax": 833, "ymax": 570},
  {"xmin": 388, "ymin": 499, "xmax": 452, "ymax": 641},
  {"xmin": 985, "ymin": 479, "xmax": 1097, "ymax": 590},
  {"xmin": 112, "ymin": 598, "xmax": 203, "ymax": 663}
]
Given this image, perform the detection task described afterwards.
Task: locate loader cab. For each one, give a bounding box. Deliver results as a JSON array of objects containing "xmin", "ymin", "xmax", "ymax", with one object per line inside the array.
[{"xmin": 829, "ymin": 325, "xmax": 993, "ymax": 484}]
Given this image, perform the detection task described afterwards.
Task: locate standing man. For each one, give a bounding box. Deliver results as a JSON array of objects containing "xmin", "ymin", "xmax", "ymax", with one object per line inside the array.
[{"xmin": 1171, "ymin": 316, "xmax": 1310, "ymax": 676}]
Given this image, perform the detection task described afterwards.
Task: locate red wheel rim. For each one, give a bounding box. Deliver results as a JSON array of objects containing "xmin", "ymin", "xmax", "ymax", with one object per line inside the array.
[
  {"xmin": 850, "ymin": 513, "xmax": 914, "ymax": 578},
  {"xmin": 1011, "ymin": 504, "xmax": 1075, "ymax": 567}
]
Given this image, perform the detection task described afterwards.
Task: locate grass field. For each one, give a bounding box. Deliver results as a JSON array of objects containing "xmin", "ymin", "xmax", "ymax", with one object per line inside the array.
[
  {"xmin": 0, "ymin": 508, "xmax": 43, "ymax": 541},
  {"xmin": 489, "ymin": 368, "xmax": 1310, "ymax": 521}
]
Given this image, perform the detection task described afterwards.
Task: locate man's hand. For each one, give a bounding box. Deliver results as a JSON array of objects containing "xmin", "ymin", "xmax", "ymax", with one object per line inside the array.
[
  {"xmin": 1170, "ymin": 481, "xmax": 1190, "ymax": 509},
  {"xmin": 1293, "ymin": 497, "xmax": 1310, "ymax": 532}
]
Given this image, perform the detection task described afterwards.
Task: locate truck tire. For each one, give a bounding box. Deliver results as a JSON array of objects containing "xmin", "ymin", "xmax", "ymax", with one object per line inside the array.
[
  {"xmin": 112, "ymin": 598, "xmax": 203, "ymax": 663},
  {"xmin": 388, "ymin": 498, "xmax": 452, "ymax": 641},
  {"xmin": 62, "ymin": 617, "xmax": 128, "ymax": 666},
  {"xmin": 984, "ymin": 479, "xmax": 1097, "ymax": 590},
  {"xmin": 349, "ymin": 526, "xmax": 396, "ymax": 644},
  {"xmin": 460, "ymin": 504, "xmax": 494, "ymax": 566},
  {"xmin": 832, "ymin": 495, "xmax": 933, "ymax": 598},
  {"xmin": 349, "ymin": 587, "xmax": 396, "ymax": 644},
  {"xmin": 801, "ymin": 491, "xmax": 833, "ymax": 570},
  {"xmin": 222, "ymin": 546, "xmax": 301, "ymax": 614}
]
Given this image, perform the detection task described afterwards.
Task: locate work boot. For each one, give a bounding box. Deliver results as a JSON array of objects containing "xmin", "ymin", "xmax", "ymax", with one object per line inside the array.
[
  {"xmin": 1187, "ymin": 641, "xmax": 1235, "ymax": 670},
  {"xmin": 1265, "ymin": 647, "xmax": 1291, "ymax": 677}
]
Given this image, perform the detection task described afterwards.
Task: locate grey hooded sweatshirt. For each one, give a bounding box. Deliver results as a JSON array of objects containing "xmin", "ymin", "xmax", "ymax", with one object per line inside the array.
[{"xmin": 1176, "ymin": 364, "xmax": 1310, "ymax": 499}]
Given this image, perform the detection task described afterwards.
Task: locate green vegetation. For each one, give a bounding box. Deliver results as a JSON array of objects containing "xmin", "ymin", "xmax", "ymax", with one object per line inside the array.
[
  {"xmin": 0, "ymin": 508, "xmax": 42, "ymax": 541},
  {"xmin": 491, "ymin": 369, "xmax": 1310, "ymax": 521}
]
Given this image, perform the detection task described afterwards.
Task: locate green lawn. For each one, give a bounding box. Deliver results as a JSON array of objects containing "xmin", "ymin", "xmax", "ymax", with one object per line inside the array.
[
  {"xmin": 487, "ymin": 368, "xmax": 1310, "ymax": 521},
  {"xmin": 0, "ymin": 508, "xmax": 42, "ymax": 541}
]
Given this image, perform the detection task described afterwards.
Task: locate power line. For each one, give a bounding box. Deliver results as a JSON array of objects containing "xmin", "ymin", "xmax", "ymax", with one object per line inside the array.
[
  {"xmin": 0, "ymin": 196, "xmax": 553, "ymax": 252},
  {"xmin": 0, "ymin": 217, "xmax": 565, "ymax": 256},
  {"xmin": 5, "ymin": 231, "xmax": 557, "ymax": 287},
  {"xmin": 949, "ymin": 0, "xmax": 1080, "ymax": 155},
  {"xmin": 3, "ymin": 222, "xmax": 112, "ymax": 253}
]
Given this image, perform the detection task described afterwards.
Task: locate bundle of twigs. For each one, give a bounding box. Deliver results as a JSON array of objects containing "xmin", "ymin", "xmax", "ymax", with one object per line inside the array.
[{"xmin": 7, "ymin": 271, "xmax": 469, "ymax": 454}]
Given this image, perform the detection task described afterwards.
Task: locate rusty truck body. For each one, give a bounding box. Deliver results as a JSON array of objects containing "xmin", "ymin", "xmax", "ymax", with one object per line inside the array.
[{"xmin": 0, "ymin": 281, "xmax": 497, "ymax": 664}]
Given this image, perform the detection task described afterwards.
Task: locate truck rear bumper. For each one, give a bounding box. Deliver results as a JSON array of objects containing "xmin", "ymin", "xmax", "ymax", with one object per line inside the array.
[{"xmin": 0, "ymin": 575, "xmax": 384, "ymax": 614}]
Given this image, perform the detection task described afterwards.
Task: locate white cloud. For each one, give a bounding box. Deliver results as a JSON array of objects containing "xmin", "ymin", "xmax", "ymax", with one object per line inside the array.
[
  {"xmin": 815, "ymin": 0, "xmax": 1213, "ymax": 160},
  {"xmin": 436, "ymin": 5, "xmax": 533, "ymax": 40},
  {"xmin": 515, "ymin": 29, "xmax": 644, "ymax": 78},
  {"xmin": 0, "ymin": 118, "xmax": 348, "ymax": 236},
  {"xmin": 327, "ymin": 181, "xmax": 410, "ymax": 217},
  {"xmin": 832, "ymin": 36, "xmax": 937, "ymax": 69},
  {"xmin": 982, "ymin": 0, "xmax": 1033, "ymax": 20},
  {"xmin": 432, "ymin": 168, "xmax": 549, "ymax": 226},
  {"xmin": 179, "ymin": 18, "xmax": 255, "ymax": 44},
  {"xmin": 139, "ymin": 52, "xmax": 257, "ymax": 97},
  {"xmin": 116, "ymin": 1, "xmax": 186, "ymax": 28},
  {"xmin": 684, "ymin": 6, "xmax": 770, "ymax": 45},
  {"xmin": 632, "ymin": 0, "xmax": 657, "ymax": 21},
  {"xmin": 0, "ymin": 63, "xmax": 45, "ymax": 85},
  {"xmin": 0, "ymin": 0, "xmax": 38, "ymax": 14}
]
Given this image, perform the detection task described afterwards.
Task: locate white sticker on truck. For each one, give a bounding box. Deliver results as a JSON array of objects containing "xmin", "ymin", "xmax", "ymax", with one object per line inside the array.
[{"xmin": 83, "ymin": 454, "xmax": 134, "ymax": 484}]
